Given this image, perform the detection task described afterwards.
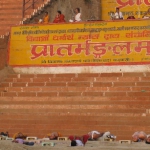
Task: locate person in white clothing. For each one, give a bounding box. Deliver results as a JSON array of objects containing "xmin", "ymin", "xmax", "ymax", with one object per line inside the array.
[
  {"xmin": 74, "ymin": 8, "xmax": 82, "ymax": 22},
  {"xmin": 69, "ymin": 8, "xmax": 82, "ymax": 22},
  {"xmin": 88, "ymin": 131, "xmax": 104, "ymax": 140},
  {"xmin": 88, "ymin": 131, "xmax": 116, "ymax": 141},
  {"xmin": 114, "ymin": 7, "xmax": 123, "ymax": 20},
  {"xmin": 71, "ymin": 140, "xmax": 84, "ymax": 146}
]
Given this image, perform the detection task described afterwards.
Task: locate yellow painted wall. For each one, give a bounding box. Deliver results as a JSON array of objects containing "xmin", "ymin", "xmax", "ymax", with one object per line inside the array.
[
  {"xmin": 101, "ymin": 0, "xmax": 150, "ymax": 20},
  {"xmin": 9, "ymin": 20, "xmax": 150, "ymax": 66}
]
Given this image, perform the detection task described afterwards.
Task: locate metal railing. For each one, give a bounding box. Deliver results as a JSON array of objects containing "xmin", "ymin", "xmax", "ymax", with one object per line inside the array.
[{"xmin": 22, "ymin": 0, "xmax": 44, "ymax": 18}]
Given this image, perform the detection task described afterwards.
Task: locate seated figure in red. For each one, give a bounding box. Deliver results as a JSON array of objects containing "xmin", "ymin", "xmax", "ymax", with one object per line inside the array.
[
  {"xmin": 69, "ymin": 135, "xmax": 90, "ymax": 146},
  {"xmin": 127, "ymin": 16, "xmax": 135, "ymax": 19},
  {"xmin": 53, "ymin": 11, "xmax": 66, "ymax": 23}
]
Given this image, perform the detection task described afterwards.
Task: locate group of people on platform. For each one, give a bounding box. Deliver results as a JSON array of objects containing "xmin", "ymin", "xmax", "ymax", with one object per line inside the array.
[
  {"xmin": 111, "ymin": 7, "xmax": 150, "ymax": 20},
  {"xmin": 38, "ymin": 7, "xmax": 150, "ymax": 24},
  {"xmin": 1, "ymin": 130, "xmax": 150, "ymax": 147},
  {"xmin": 38, "ymin": 7, "xmax": 81, "ymax": 24}
]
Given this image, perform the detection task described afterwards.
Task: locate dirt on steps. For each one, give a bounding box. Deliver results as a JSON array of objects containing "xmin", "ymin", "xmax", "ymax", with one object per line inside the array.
[{"xmin": 0, "ymin": 140, "xmax": 150, "ymax": 150}]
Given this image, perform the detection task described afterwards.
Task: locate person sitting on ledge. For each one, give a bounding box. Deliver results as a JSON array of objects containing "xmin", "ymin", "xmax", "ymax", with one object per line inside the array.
[
  {"xmin": 74, "ymin": 8, "xmax": 82, "ymax": 22},
  {"xmin": 13, "ymin": 132, "xmax": 27, "ymax": 140},
  {"xmin": 69, "ymin": 8, "xmax": 82, "ymax": 22},
  {"xmin": 127, "ymin": 16, "xmax": 135, "ymax": 19},
  {"xmin": 110, "ymin": 12, "xmax": 115, "ymax": 20},
  {"xmin": 43, "ymin": 11, "xmax": 50, "ymax": 24},
  {"xmin": 142, "ymin": 8, "xmax": 150, "ymax": 19},
  {"xmin": 114, "ymin": 7, "xmax": 123, "ymax": 20},
  {"xmin": 46, "ymin": 132, "xmax": 62, "ymax": 140},
  {"xmin": 53, "ymin": 11, "xmax": 66, "ymax": 23},
  {"xmin": 69, "ymin": 134, "xmax": 90, "ymax": 146},
  {"xmin": 132, "ymin": 131, "xmax": 147, "ymax": 142}
]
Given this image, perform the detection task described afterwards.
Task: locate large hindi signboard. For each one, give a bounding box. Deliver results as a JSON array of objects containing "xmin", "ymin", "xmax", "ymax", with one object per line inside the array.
[
  {"xmin": 9, "ymin": 20, "xmax": 150, "ymax": 67},
  {"xmin": 101, "ymin": 0, "xmax": 150, "ymax": 20}
]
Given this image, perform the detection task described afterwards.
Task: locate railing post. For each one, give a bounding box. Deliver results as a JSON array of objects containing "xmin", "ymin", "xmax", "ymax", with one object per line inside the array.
[
  {"xmin": 32, "ymin": 0, "xmax": 35, "ymax": 9},
  {"xmin": 22, "ymin": 0, "xmax": 25, "ymax": 19}
]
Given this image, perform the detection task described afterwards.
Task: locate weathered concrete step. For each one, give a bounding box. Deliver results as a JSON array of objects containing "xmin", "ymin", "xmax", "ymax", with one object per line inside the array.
[
  {"xmin": 0, "ymin": 5, "xmax": 22, "ymax": 8},
  {"xmin": 4, "ymin": 77, "xmax": 150, "ymax": 83},
  {"xmin": 1, "ymin": 82, "xmax": 150, "ymax": 88},
  {"xmin": 0, "ymin": 96, "xmax": 149, "ymax": 101},
  {"xmin": 0, "ymin": 24, "xmax": 16, "ymax": 28},
  {"xmin": 0, "ymin": 21, "xmax": 21, "ymax": 25},
  {"xmin": 1, "ymin": 110, "xmax": 144, "ymax": 118},
  {"xmin": 0, "ymin": 13, "xmax": 22, "ymax": 20},
  {"xmin": 0, "ymin": 91, "xmax": 150, "ymax": 97},
  {"xmin": 0, "ymin": 10, "xmax": 22, "ymax": 15},
  {"xmin": 1, "ymin": 87, "xmax": 150, "ymax": 92},
  {"xmin": 0, "ymin": 100, "xmax": 150, "ymax": 106},
  {"xmin": 0, "ymin": 117, "xmax": 148, "ymax": 123},
  {"xmin": 0, "ymin": 121, "xmax": 148, "ymax": 129},
  {"xmin": 0, "ymin": 9, "xmax": 22, "ymax": 13},
  {"xmin": 0, "ymin": 114, "xmax": 148, "ymax": 121},
  {"xmin": 0, "ymin": 17, "xmax": 21, "ymax": 22},
  {"xmin": 5, "ymin": 77, "xmax": 148, "ymax": 82},
  {"xmin": 0, "ymin": 108, "xmax": 145, "ymax": 113},
  {"xmin": 7, "ymin": 73, "xmax": 150, "ymax": 79},
  {"xmin": 0, "ymin": 104, "xmax": 147, "ymax": 110}
]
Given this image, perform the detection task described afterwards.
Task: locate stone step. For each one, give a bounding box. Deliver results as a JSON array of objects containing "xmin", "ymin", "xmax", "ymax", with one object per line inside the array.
[
  {"xmin": 0, "ymin": 123, "xmax": 147, "ymax": 135},
  {"xmin": 0, "ymin": 114, "xmax": 148, "ymax": 120},
  {"xmin": 0, "ymin": 108, "xmax": 145, "ymax": 113},
  {"xmin": 0, "ymin": 99, "xmax": 149, "ymax": 106},
  {"xmin": 0, "ymin": 117, "xmax": 150, "ymax": 123},
  {"xmin": 3, "ymin": 77, "xmax": 150, "ymax": 83},
  {"xmin": 0, "ymin": 20, "xmax": 21, "ymax": 24},
  {"xmin": 0, "ymin": 103, "xmax": 147, "ymax": 110},
  {"xmin": 1, "ymin": 81, "xmax": 150, "ymax": 88},
  {"xmin": 0, "ymin": 72, "xmax": 150, "ymax": 140},
  {"xmin": 2, "ymin": 86, "xmax": 150, "ymax": 92},
  {"xmin": 0, "ymin": 96, "xmax": 149, "ymax": 101},
  {"xmin": 4, "ymin": 77, "xmax": 148, "ymax": 82},
  {"xmin": 0, "ymin": 5, "xmax": 22, "ymax": 8},
  {"xmin": 0, "ymin": 16, "xmax": 21, "ymax": 21},
  {"xmin": 0, "ymin": 91, "xmax": 150, "ymax": 97},
  {"xmin": 0, "ymin": 9, "xmax": 22, "ymax": 13},
  {"xmin": 0, "ymin": 112, "xmax": 147, "ymax": 120},
  {"xmin": 7, "ymin": 73, "xmax": 150, "ymax": 78}
]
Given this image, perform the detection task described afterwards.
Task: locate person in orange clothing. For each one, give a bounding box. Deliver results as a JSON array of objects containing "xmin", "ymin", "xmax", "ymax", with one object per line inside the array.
[
  {"xmin": 127, "ymin": 15, "xmax": 135, "ymax": 19},
  {"xmin": 13, "ymin": 132, "xmax": 27, "ymax": 139},
  {"xmin": 43, "ymin": 11, "xmax": 50, "ymax": 24},
  {"xmin": 132, "ymin": 131, "xmax": 147, "ymax": 142},
  {"xmin": 53, "ymin": 11, "xmax": 66, "ymax": 23},
  {"xmin": 46, "ymin": 132, "xmax": 62, "ymax": 140}
]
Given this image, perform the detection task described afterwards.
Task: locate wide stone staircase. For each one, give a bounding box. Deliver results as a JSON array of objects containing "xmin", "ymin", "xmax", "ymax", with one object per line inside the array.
[{"xmin": 0, "ymin": 72, "xmax": 150, "ymax": 140}]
